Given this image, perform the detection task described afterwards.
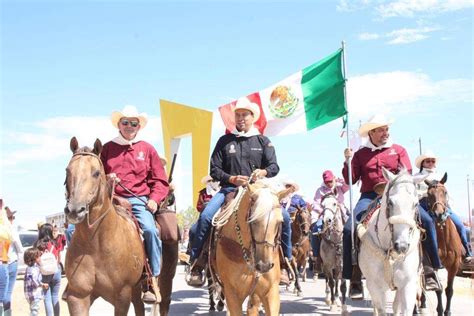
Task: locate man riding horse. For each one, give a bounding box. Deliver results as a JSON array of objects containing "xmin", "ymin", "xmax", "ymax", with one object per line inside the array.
[
  {"xmin": 311, "ymin": 170, "xmax": 349, "ymax": 274},
  {"xmin": 414, "ymin": 150, "xmax": 473, "ymax": 265},
  {"xmin": 101, "ymin": 105, "xmax": 169, "ymax": 303},
  {"xmin": 186, "ymin": 97, "xmax": 292, "ymax": 286},
  {"xmin": 341, "ymin": 114, "xmax": 413, "ymax": 300}
]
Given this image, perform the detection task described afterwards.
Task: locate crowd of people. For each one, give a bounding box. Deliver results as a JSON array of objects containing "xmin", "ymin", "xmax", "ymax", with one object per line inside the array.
[{"xmin": 1, "ymin": 101, "xmax": 472, "ymax": 314}]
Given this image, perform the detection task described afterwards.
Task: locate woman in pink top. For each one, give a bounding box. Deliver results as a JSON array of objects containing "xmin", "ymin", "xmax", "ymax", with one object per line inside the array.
[{"xmin": 310, "ymin": 170, "xmax": 349, "ymax": 273}]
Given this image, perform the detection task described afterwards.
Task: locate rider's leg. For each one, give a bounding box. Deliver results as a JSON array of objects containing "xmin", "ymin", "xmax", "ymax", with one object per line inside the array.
[
  {"xmin": 190, "ymin": 188, "xmax": 234, "ymax": 262},
  {"xmin": 128, "ymin": 196, "xmax": 162, "ymax": 302},
  {"xmin": 447, "ymin": 209, "xmax": 472, "ymax": 257},
  {"xmin": 418, "ymin": 205, "xmax": 443, "ymax": 269},
  {"xmin": 281, "ymin": 207, "xmax": 292, "ymax": 260},
  {"xmin": 311, "ymin": 219, "xmax": 323, "ymax": 273},
  {"xmin": 342, "ymin": 192, "xmax": 378, "ymax": 280}
]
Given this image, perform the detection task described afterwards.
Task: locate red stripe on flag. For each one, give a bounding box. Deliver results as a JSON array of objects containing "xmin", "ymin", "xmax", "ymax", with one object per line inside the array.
[{"xmin": 218, "ymin": 92, "xmax": 267, "ymax": 134}]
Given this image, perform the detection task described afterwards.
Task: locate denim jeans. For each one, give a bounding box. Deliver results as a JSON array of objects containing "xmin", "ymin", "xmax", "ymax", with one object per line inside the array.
[
  {"xmin": 128, "ymin": 196, "xmax": 162, "ymax": 276},
  {"xmin": 342, "ymin": 191, "xmax": 378, "ymax": 280},
  {"xmin": 3, "ymin": 260, "xmax": 18, "ymax": 311},
  {"xmin": 0, "ymin": 264, "xmax": 8, "ymax": 311},
  {"xmin": 418, "ymin": 205, "xmax": 443, "ymax": 269},
  {"xmin": 65, "ymin": 224, "xmax": 75, "ymax": 246},
  {"xmin": 310, "ymin": 219, "xmax": 323, "ymax": 257},
  {"xmin": 448, "ymin": 210, "xmax": 472, "ymax": 256},
  {"xmin": 281, "ymin": 207, "xmax": 292, "ymax": 260},
  {"xmin": 29, "ymin": 299, "xmax": 41, "ymax": 316},
  {"xmin": 42, "ymin": 265, "xmax": 61, "ymax": 316}
]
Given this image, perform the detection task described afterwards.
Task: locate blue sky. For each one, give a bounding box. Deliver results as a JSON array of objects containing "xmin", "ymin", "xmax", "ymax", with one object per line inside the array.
[{"xmin": 1, "ymin": 0, "xmax": 472, "ymax": 229}]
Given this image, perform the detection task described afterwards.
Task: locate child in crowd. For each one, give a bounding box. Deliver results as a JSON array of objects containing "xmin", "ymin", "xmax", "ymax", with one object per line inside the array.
[{"xmin": 23, "ymin": 248, "xmax": 49, "ymax": 316}]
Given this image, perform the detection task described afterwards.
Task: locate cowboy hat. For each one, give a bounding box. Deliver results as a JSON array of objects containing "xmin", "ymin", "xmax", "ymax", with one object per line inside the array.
[
  {"xmin": 358, "ymin": 114, "xmax": 393, "ymax": 137},
  {"xmin": 232, "ymin": 97, "xmax": 261, "ymax": 123},
  {"xmin": 111, "ymin": 105, "xmax": 148, "ymax": 129},
  {"xmin": 283, "ymin": 179, "xmax": 300, "ymax": 191},
  {"xmin": 201, "ymin": 175, "xmax": 213, "ymax": 185},
  {"xmin": 415, "ymin": 150, "xmax": 437, "ymax": 169}
]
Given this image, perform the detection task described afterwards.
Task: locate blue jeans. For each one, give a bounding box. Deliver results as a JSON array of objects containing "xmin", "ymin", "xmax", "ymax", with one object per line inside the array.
[
  {"xmin": 342, "ymin": 191, "xmax": 378, "ymax": 280},
  {"xmin": 29, "ymin": 299, "xmax": 41, "ymax": 316},
  {"xmin": 128, "ymin": 197, "xmax": 162, "ymax": 276},
  {"xmin": 418, "ymin": 204, "xmax": 443, "ymax": 269},
  {"xmin": 190, "ymin": 187, "xmax": 292, "ymax": 261},
  {"xmin": 311, "ymin": 219, "xmax": 323, "ymax": 257},
  {"xmin": 0, "ymin": 264, "xmax": 7, "ymax": 309},
  {"xmin": 448, "ymin": 210, "xmax": 472, "ymax": 257},
  {"xmin": 65, "ymin": 224, "xmax": 75, "ymax": 246},
  {"xmin": 42, "ymin": 265, "xmax": 61, "ymax": 316},
  {"xmin": 3, "ymin": 260, "xmax": 18, "ymax": 311}
]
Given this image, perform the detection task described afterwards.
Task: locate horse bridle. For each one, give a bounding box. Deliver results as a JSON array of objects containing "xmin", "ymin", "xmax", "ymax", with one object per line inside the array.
[
  {"xmin": 65, "ymin": 151, "xmax": 112, "ymax": 228},
  {"xmin": 426, "ymin": 182, "xmax": 448, "ymax": 215}
]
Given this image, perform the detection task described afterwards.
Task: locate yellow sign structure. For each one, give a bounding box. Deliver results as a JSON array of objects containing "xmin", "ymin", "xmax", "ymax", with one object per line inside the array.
[{"xmin": 160, "ymin": 99, "xmax": 213, "ymax": 208}]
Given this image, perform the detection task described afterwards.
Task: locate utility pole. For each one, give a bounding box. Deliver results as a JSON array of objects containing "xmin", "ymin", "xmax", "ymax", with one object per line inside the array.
[
  {"xmin": 418, "ymin": 137, "xmax": 422, "ymax": 155},
  {"xmin": 468, "ymin": 174, "xmax": 472, "ymax": 239}
]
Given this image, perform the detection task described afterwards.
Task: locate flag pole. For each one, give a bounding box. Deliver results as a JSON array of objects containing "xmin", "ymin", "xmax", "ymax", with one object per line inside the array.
[{"xmin": 341, "ymin": 40, "xmax": 356, "ymax": 265}]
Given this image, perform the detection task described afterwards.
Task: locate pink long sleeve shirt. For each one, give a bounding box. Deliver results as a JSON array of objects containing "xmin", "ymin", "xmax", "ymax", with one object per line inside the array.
[
  {"xmin": 101, "ymin": 140, "xmax": 169, "ymax": 203},
  {"xmin": 342, "ymin": 144, "xmax": 412, "ymax": 193}
]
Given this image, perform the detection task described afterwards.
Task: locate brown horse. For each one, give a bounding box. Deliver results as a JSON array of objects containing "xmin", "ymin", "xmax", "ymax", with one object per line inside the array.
[
  {"xmin": 424, "ymin": 173, "xmax": 462, "ymax": 316},
  {"xmin": 290, "ymin": 206, "xmax": 311, "ymax": 295},
  {"xmin": 213, "ymin": 181, "xmax": 284, "ymax": 316},
  {"xmin": 64, "ymin": 137, "xmax": 177, "ymax": 316}
]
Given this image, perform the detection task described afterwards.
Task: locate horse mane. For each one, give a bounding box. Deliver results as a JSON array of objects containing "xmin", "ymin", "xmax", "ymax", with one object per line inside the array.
[{"xmin": 211, "ymin": 180, "xmax": 280, "ymax": 227}]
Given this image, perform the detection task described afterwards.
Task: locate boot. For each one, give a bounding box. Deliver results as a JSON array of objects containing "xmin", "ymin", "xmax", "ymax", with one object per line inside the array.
[
  {"xmin": 279, "ymin": 268, "xmax": 290, "ymax": 286},
  {"xmin": 423, "ymin": 266, "xmax": 441, "ymax": 292},
  {"xmin": 313, "ymin": 256, "xmax": 322, "ymax": 274},
  {"xmin": 185, "ymin": 262, "xmax": 206, "ymax": 287},
  {"xmin": 349, "ymin": 265, "xmax": 364, "ymax": 300},
  {"xmin": 142, "ymin": 276, "xmax": 161, "ymax": 304}
]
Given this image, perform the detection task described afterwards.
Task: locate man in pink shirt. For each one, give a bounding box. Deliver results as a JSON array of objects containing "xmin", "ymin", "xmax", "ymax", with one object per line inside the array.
[
  {"xmin": 342, "ymin": 114, "xmax": 411, "ymax": 299},
  {"xmin": 310, "ymin": 170, "xmax": 349, "ymax": 273},
  {"xmin": 101, "ymin": 105, "xmax": 169, "ymax": 304}
]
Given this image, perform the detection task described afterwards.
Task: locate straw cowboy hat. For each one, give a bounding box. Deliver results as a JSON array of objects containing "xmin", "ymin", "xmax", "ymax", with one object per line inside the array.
[
  {"xmin": 201, "ymin": 175, "xmax": 213, "ymax": 185},
  {"xmin": 111, "ymin": 105, "xmax": 148, "ymax": 129},
  {"xmin": 358, "ymin": 114, "xmax": 393, "ymax": 137},
  {"xmin": 415, "ymin": 150, "xmax": 437, "ymax": 169},
  {"xmin": 283, "ymin": 179, "xmax": 300, "ymax": 191},
  {"xmin": 232, "ymin": 97, "xmax": 261, "ymax": 123}
]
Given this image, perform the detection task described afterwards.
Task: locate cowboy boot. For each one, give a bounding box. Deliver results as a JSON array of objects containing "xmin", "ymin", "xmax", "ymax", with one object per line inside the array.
[
  {"xmin": 186, "ymin": 261, "xmax": 206, "ymax": 287},
  {"xmin": 349, "ymin": 265, "xmax": 364, "ymax": 300},
  {"xmin": 142, "ymin": 276, "xmax": 161, "ymax": 304},
  {"xmin": 423, "ymin": 264, "xmax": 442, "ymax": 292}
]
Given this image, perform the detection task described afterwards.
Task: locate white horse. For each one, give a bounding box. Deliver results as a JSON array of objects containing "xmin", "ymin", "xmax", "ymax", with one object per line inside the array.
[
  {"xmin": 320, "ymin": 194, "xmax": 347, "ymax": 314},
  {"xmin": 358, "ymin": 168, "xmax": 426, "ymax": 316}
]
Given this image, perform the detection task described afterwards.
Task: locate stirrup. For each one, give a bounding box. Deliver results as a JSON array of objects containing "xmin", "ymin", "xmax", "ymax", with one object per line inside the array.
[{"xmin": 185, "ymin": 264, "xmax": 205, "ymax": 287}]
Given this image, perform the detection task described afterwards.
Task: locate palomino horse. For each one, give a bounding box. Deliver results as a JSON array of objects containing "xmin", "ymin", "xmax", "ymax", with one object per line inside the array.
[
  {"xmin": 357, "ymin": 168, "xmax": 426, "ymax": 316},
  {"xmin": 319, "ymin": 193, "xmax": 347, "ymax": 314},
  {"xmin": 424, "ymin": 173, "xmax": 462, "ymax": 316},
  {"xmin": 65, "ymin": 137, "xmax": 176, "ymax": 316},
  {"xmin": 290, "ymin": 206, "xmax": 311, "ymax": 295},
  {"xmin": 212, "ymin": 180, "xmax": 284, "ymax": 316}
]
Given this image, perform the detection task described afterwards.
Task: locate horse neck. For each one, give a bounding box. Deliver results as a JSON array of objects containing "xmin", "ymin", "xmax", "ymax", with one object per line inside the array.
[
  {"xmin": 368, "ymin": 194, "xmax": 392, "ymax": 248},
  {"xmin": 233, "ymin": 190, "xmax": 253, "ymax": 246}
]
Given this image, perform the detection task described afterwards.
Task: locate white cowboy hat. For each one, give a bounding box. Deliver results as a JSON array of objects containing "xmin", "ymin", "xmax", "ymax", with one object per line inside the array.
[
  {"xmin": 283, "ymin": 179, "xmax": 300, "ymax": 191},
  {"xmin": 232, "ymin": 97, "xmax": 261, "ymax": 123},
  {"xmin": 111, "ymin": 105, "xmax": 148, "ymax": 129},
  {"xmin": 358, "ymin": 114, "xmax": 394, "ymax": 137},
  {"xmin": 415, "ymin": 150, "xmax": 437, "ymax": 169},
  {"xmin": 201, "ymin": 175, "xmax": 213, "ymax": 185}
]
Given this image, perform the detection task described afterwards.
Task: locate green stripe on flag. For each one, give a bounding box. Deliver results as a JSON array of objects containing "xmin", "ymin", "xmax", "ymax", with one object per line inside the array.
[{"xmin": 302, "ymin": 49, "xmax": 347, "ymax": 131}]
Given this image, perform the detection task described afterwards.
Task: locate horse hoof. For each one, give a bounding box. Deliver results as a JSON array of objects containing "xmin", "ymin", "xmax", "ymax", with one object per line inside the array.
[
  {"xmin": 217, "ymin": 303, "xmax": 225, "ymax": 312},
  {"xmin": 335, "ymin": 298, "xmax": 341, "ymax": 307},
  {"xmin": 341, "ymin": 305, "xmax": 349, "ymax": 316},
  {"xmin": 325, "ymin": 298, "xmax": 331, "ymax": 306},
  {"xmin": 297, "ymin": 291, "xmax": 303, "ymax": 297},
  {"xmin": 444, "ymin": 312, "xmax": 451, "ymax": 316},
  {"xmin": 330, "ymin": 304, "xmax": 338, "ymax": 312}
]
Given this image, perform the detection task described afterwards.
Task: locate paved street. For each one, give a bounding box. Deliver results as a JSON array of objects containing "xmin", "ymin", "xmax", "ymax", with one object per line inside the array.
[{"xmin": 12, "ymin": 265, "xmax": 474, "ymax": 315}]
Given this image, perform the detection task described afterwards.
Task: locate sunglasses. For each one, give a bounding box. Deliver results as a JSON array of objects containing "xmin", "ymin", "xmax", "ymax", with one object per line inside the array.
[
  {"xmin": 424, "ymin": 159, "xmax": 436, "ymax": 164},
  {"xmin": 120, "ymin": 119, "xmax": 139, "ymax": 128}
]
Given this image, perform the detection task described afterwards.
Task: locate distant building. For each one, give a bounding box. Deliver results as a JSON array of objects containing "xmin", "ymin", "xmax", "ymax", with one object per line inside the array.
[{"xmin": 46, "ymin": 212, "xmax": 66, "ymax": 233}]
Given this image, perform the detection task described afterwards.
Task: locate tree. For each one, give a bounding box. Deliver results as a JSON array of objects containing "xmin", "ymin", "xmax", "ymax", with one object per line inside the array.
[{"xmin": 177, "ymin": 206, "xmax": 199, "ymax": 230}]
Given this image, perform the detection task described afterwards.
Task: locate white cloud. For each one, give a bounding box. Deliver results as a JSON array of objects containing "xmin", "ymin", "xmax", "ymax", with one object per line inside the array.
[
  {"xmin": 346, "ymin": 71, "xmax": 472, "ymax": 119},
  {"xmin": 376, "ymin": 0, "xmax": 473, "ymax": 19},
  {"xmin": 386, "ymin": 26, "xmax": 439, "ymax": 44},
  {"xmin": 358, "ymin": 32, "xmax": 381, "ymax": 40}
]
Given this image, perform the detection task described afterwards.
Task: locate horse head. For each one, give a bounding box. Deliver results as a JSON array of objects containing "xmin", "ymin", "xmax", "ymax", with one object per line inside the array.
[
  {"xmin": 425, "ymin": 172, "xmax": 448, "ymax": 220},
  {"xmin": 247, "ymin": 181, "xmax": 283, "ymax": 273},
  {"xmin": 321, "ymin": 193, "xmax": 343, "ymax": 234},
  {"xmin": 64, "ymin": 137, "xmax": 106, "ymax": 224},
  {"xmin": 381, "ymin": 168, "xmax": 426, "ymax": 255},
  {"xmin": 295, "ymin": 206, "xmax": 311, "ymax": 236}
]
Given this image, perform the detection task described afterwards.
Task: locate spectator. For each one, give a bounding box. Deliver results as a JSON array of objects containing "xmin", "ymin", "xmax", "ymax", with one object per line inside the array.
[
  {"xmin": 23, "ymin": 247, "xmax": 49, "ymax": 316},
  {"xmin": 4, "ymin": 207, "xmax": 23, "ymax": 315}
]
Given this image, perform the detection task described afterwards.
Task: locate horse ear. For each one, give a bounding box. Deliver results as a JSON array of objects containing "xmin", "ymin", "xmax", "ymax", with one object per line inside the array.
[
  {"xmin": 277, "ymin": 187, "xmax": 292, "ymax": 201},
  {"xmin": 440, "ymin": 172, "xmax": 447, "ymax": 184},
  {"xmin": 93, "ymin": 139, "xmax": 103, "ymax": 156},
  {"xmin": 382, "ymin": 167, "xmax": 395, "ymax": 182},
  {"xmin": 70, "ymin": 137, "xmax": 79, "ymax": 153}
]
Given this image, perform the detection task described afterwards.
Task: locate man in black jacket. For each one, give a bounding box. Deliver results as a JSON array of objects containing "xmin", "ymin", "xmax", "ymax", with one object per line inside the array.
[{"xmin": 186, "ymin": 97, "xmax": 292, "ymax": 286}]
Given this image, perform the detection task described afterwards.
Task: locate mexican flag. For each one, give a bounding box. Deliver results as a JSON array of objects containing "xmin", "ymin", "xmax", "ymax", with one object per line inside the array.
[{"xmin": 219, "ymin": 49, "xmax": 347, "ymax": 136}]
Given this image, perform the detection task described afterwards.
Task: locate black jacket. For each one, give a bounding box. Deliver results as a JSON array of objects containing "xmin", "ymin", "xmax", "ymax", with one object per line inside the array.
[{"xmin": 210, "ymin": 133, "xmax": 279, "ymax": 187}]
